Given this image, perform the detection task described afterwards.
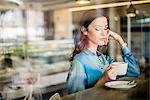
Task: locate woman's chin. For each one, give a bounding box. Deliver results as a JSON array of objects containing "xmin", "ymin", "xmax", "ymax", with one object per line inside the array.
[
  {"xmin": 98, "ymin": 41, "xmax": 108, "ymax": 46},
  {"xmin": 98, "ymin": 43, "xmax": 107, "ymax": 46}
]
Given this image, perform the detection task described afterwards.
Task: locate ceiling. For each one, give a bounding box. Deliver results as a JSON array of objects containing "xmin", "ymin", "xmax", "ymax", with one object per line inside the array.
[{"xmin": 0, "ymin": 0, "xmax": 150, "ymax": 14}]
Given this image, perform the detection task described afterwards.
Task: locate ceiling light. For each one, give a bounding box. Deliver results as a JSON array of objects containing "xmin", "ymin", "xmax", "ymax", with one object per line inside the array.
[
  {"xmin": 69, "ymin": 0, "xmax": 150, "ymax": 12},
  {"xmin": 6, "ymin": 0, "xmax": 23, "ymax": 6},
  {"xmin": 76, "ymin": 0, "xmax": 90, "ymax": 5},
  {"xmin": 127, "ymin": 1, "xmax": 136, "ymax": 17}
]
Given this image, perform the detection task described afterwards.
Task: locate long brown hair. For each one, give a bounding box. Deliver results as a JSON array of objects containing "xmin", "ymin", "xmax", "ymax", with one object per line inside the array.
[{"xmin": 70, "ymin": 10, "xmax": 108, "ymax": 61}]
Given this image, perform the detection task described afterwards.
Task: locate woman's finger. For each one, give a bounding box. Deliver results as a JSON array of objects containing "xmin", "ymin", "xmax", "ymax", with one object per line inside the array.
[
  {"xmin": 108, "ymin": 69, "xmax": 117, "ymax": 80},
  {"xmin": 105, "ymin": 33, "xmax": 110, "ymax": 44},
  {"xmin": 106, "ymin": 64, "xmax": 115, "ymax": 71},
  {"xmin": 106, "ymin": 65, "xmax": 112, "ymax": 71}
]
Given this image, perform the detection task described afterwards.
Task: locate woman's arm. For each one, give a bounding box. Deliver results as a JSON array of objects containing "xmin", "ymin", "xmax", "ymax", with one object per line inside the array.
[
  {"xmin": 67, "ymin": 59, "xmax": 87, "ymax": 94},
  {"xmin": 109, "ymin": 31, "xmax": 140, "ymax": 77}
]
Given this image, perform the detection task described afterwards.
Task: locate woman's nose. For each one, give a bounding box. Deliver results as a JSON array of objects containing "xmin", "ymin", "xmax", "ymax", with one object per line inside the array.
[{"xmin": 101, "ymin": 29, "xmax": 107, "ymax": 36}]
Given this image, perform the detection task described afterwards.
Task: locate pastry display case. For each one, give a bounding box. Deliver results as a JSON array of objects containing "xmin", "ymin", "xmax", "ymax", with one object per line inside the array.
[{"xmin": 0, "ymin": 39, "xmax": 74, "ymax": 99}]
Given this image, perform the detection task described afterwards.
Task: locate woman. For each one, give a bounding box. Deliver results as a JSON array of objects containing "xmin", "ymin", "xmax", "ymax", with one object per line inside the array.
[{"xmin": 67, "ymin": 10, "xmax": 140, "ymax": 94}]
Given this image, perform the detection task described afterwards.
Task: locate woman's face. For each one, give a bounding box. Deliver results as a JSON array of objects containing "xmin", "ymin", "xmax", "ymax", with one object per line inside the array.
[{"xmin": 86, "ymin": 17, "xmax": 109, "ymax": 46}]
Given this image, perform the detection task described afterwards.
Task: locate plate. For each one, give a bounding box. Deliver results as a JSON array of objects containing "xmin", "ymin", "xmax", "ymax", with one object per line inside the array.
[{"xmin": 104, "ymin": 81, "xmax": 136, "ymax": 90}]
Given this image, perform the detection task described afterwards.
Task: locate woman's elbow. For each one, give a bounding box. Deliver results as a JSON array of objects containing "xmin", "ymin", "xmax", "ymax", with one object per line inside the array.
[
  {"xmin": 134, "ymin": 65, "xmax": 141, "ymax": 76},
  {"xmin": 136, "ymin": 69, "xmax": 141, "ymax": 76},
  {"xmin": 127, "ymin": 68, "xmax": 140, "ymax": 77},
  {"xmin": 132, "ymin": 68, "xmax": 141, "ymax": 77}
]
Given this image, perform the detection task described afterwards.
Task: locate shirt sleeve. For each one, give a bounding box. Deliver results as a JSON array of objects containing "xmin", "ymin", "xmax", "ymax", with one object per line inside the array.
[
  {"xmin": 122, "ymin": 47, "xmax": 140, "ymax": 77},
  {"xmin": 106, "ymin": 47, "xmax": 140, "ymax": 77},
  {"xmin": 67, "ymin": 59, "xmax": 87, "ymax": 94},
  {"xmin": 106, "ymin": 55, "xmax": 115, "ymax": 64}
]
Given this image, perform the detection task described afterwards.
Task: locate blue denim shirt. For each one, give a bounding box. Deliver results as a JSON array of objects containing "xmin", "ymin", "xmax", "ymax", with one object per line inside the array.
[{"xmin": 67, "ymin": 47, "xmax": 140, "ymax": 94}]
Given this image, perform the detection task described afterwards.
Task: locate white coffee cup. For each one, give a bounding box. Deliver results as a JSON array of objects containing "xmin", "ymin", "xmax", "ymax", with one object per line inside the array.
[{"xmin": 111, "ymin": 62, "xmax": 128, "ymax": 75}]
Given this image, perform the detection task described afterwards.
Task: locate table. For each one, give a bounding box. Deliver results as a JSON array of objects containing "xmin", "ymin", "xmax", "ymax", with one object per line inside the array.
[
  {"xmin": 62, "ymin": 76, "xmax": 149, "ymax": 100},
  {"xmin": 0, "ymin": 84, "xmax": 27, "ymax": 99},
  {"xmin": 0, "ymin": 71, "xmax": 68, "ymax": 99}
]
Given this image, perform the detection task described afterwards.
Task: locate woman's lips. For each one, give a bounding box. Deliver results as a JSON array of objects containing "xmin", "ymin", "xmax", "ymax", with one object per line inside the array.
[{"xmin": 99, "ymin": 38, "xmax": 106, "ymax": 40}]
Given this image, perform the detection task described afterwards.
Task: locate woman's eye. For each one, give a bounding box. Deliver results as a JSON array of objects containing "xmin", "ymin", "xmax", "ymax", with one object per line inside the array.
[{"xmin": 95, "ymin": 28, "xmax": 101, "ymax": 31}]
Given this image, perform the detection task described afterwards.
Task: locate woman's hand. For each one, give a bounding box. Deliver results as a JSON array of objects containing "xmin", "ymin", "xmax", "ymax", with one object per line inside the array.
[
  {"xmin": 95, "ymin": 64, "xmax": 117, "ymax": 86},
  {"xmin": 107, "ymin": 65, "xmax": 117, "ymax": 80},
  {"xmin": 104, "ymin": 32, "xmax": 110, "ymax": 45},
  {"xmin": 108, "ymin": 30, "xmax": 126, "ymax": 48}
]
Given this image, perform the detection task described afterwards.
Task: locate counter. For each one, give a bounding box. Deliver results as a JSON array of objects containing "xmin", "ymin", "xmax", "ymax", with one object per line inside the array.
[{"xmin": 62, "ymin": 76, "xmax": 149, "ymax": 100}]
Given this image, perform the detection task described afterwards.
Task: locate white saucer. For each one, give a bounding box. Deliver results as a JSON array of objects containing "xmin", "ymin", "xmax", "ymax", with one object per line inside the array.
[{"xmin": 104, "ymin": 81, "xmax": 136, "ymax": 90}]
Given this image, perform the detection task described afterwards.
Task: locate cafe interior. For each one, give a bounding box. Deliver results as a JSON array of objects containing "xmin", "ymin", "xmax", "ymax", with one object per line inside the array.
[{"xmin": 0, "ymin": 0, "xmax": 149, "ymax": 100}]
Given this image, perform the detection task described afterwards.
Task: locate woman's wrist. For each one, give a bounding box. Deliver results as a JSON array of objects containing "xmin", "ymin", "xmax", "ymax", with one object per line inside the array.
[
  {"xmin": 95, "ymin": 78, "xmax": 105, "ymax": 86},
  {"xmin": 95, "ymin": 75, "xmax": 110, "ymax": 86},
  {"xmin": 121, "ymin": 42, "xmax": 127, "ymax": 48},
  {"xmin": 116, "ymin": 36, "xmax": 127, "ymax": 48}
]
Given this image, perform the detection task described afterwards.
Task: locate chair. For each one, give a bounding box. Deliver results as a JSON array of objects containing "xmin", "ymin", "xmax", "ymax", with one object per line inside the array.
[{"xmin": 49, "ymin": 93, "xmax": 61, "ymax": 100}]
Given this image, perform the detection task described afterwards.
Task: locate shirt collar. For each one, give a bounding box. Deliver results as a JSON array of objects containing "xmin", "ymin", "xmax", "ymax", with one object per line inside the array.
[
  {"xmin": 96, "ymin": 51, "xmax": 102, "ymax": 56},
  {"xmin": 83, "ymin": 48, "xmax": 102, "ymax": 56}
]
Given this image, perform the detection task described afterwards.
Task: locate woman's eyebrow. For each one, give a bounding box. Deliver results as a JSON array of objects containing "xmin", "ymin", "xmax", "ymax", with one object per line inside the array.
[
  {"xmin": 95, "ymin": 25, "xmax": 102, "ymax": 27},
  {"xmin": 95, "ymin": 25, "xmax": 108, "ymax": 27}
]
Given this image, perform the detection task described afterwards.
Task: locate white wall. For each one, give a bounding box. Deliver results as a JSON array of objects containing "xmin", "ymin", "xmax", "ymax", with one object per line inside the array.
[{"xmin": 54, "ymin": 9, "xmax": 72, "ymax": 39}]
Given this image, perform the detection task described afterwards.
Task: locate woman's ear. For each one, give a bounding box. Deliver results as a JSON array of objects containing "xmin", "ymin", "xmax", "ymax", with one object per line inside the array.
[{"xmin": 81, "ymin": 26, "xmax": 88, "ymax": 35}]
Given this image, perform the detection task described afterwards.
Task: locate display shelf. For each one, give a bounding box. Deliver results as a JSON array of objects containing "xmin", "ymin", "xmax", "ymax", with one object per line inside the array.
[
  {"xmin": 27, "ymin": 39, "xmax": 74, "ymax": 56},
  {"xmin": 0, "ymin": 39, "xmax": 74, "ymax": 99},
  {"xmin": 26, "ymin": 39, "xmax": 74, "ymax": 64},
  {"xmin": 0, "ymin": 43, "xmax": 25, "ymax": 56}
]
